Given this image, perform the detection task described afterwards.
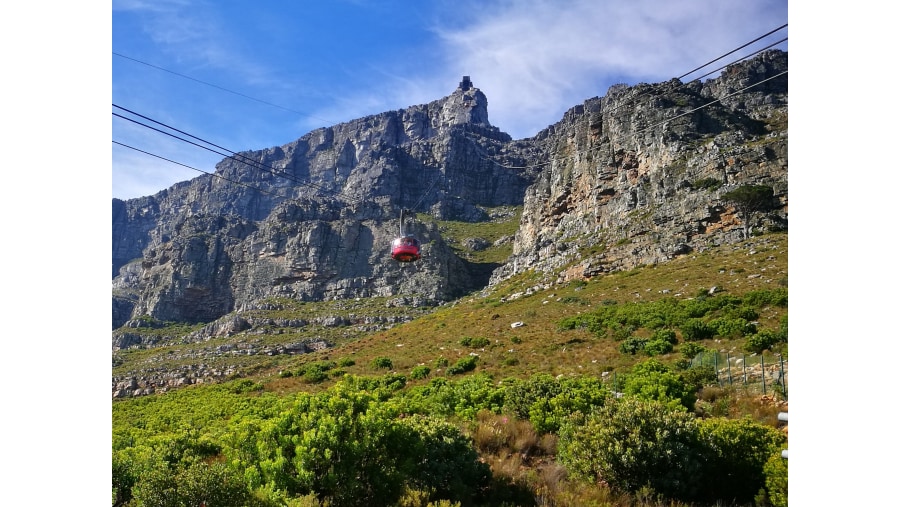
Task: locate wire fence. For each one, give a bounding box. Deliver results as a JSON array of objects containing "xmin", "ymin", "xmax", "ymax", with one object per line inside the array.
[
  {"xmin": 691, "ymin": 350, "xmax": 788, "ymax": 400},
  {"xmin": 599, "ymin": 351, "xmax": 788, "ymax": 401}
]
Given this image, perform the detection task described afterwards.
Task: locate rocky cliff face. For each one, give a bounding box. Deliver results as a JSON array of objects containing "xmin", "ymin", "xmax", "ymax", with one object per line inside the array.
[
  {"xmin": 489, "ymin": 50, "xmax": 787, "ymax": 285},
  {"xmin": 112, "ymin": 52, "xmax": 787, "ymax": 330},
  {"xmin": 113, "ymin": 76, "xmax": 540, "ymax": 328}
]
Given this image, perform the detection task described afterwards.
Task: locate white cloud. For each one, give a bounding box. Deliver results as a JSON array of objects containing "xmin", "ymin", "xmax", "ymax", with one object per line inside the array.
[{"xmin": 428, "ymin": 0, "xmax": 787, "ymax": 138}]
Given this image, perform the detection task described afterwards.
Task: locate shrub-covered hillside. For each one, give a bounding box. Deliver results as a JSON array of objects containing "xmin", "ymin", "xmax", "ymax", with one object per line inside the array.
[{"xmin": 113, "ymin": 232, "xmax": 788, "ymax": 506}]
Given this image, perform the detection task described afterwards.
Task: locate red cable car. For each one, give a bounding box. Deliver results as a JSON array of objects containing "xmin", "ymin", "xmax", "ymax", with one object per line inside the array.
[
  {"xmin": 391, "ymin": 209, "xmax": 421, "ymax": 262},
  {"xmin": 391, "ymin": 234, "xmax": 421, "ymax": 262}
]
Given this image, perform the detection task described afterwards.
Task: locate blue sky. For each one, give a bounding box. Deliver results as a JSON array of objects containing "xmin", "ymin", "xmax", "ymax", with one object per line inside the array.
[{"xmin": 112, "ymin": 0, "xmax": 788, "ymax": 200}]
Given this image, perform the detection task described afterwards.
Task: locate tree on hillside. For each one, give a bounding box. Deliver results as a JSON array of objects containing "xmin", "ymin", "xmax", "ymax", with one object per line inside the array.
[{"xmin": 722, "ymin": 184, "xmax": 775, "ymax": 239}]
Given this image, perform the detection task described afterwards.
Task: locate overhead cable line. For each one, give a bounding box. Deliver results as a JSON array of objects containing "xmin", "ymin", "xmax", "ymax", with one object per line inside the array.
[
  {"xmin": 632, "ymin": 70, "xmax": 788, "ymax": 138},
  {"xmin": 112, "ymin": 140, "xmax": 288, "ymax": 198},
  {"xmin": 689, "ymin": 37, "xmax": 787, "ymax": 82},
  {"xmin": 113, "ymin": 104, "xmax": 362, "ymax": 205},
  {"xmin": 113, "ymin": 52, "xmax": 338, "ymax": 126},
  {"xmin": 469, "ymin": 25, "xmax": 787, "ymax": 170},
  {"xmin": 676, "ymin": 23, "xmax": 787, "ymax": 81}
]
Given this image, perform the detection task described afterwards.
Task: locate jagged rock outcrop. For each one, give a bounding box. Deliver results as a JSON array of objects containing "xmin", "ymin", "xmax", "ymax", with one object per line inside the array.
[
  {"xmin": 489, "ymin": 50, "xmax": 787, "ymax": 285},
  {"xmin": 113, "ymin": 52, "xmax": 787, "ymax": 330},
  {"xmin": 113, "ymin": 77, "xmax": 540, "ymax": 327}
]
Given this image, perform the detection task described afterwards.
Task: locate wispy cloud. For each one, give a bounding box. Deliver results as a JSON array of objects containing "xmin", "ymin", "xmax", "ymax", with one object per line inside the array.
[
  {"xmin": 112, "ymin": 0, "xmax": 787, "ymax": 199},
  {"xmin": 428, "ymin": 0, "xmax": 787, "ymax": 138}
]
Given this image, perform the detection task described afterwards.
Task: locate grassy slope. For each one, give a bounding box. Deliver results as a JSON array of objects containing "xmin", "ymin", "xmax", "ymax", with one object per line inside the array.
[
  {"xmin": 114, "ymin": 205, "xmax": 787, "ymax": 402},
  {"xmin": 263, "ymin": 231, "xmax": 787, "ymax": 395}
]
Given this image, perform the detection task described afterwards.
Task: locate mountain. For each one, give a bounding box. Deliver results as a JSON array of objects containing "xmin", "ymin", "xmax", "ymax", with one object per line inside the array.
[{"xmin": 112, "ymin": 50, "xmax": 787, "ymax": 336}]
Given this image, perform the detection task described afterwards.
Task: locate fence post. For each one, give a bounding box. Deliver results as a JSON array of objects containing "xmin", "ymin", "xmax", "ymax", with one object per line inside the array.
[
  {"xmin": 714, "ymin": 352, "xmax": 720, "ymax": 386},
  {"xmin": 779, "ymin": 354, "xmax": 787, "ymax": 400},
  {"xmin": 761, "ymin": 354, "xmax": 766, "ymax": 396},
  {"xmin": 726, "ymin": 352, "xmax": 733, "ymax": 385},
  {"xmin": 742, "ymin": 354, "xmax": 747, "ymax": 384}
]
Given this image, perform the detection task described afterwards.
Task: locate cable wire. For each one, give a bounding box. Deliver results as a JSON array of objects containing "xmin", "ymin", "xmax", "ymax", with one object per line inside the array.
[
  {"xmin": 113, "ymin": 104, "xmax": 361, "ymax": 204},
  {"xmin": 467, "ymin": 25, "xmax": 787, "ymax": 170},
  {"xmin": 112, "ymin": 140, "xmax": 287, "ymax": 198},
  {"xmin": 113, "ymin": 52, "xmax": 338, "ymax": 126}
]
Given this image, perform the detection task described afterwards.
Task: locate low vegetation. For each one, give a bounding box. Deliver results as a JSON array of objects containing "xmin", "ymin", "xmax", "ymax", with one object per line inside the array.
[{"xmin": 113, "ymin": 232, "xmax": 788, "ymax": 506}]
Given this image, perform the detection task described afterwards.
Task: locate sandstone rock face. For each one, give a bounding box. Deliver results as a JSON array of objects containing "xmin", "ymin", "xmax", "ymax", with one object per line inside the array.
[
  {"xmin": 489, "ymin": 50, "xmax": 787, "ymax": 286},
  {"xmin": 112, "ymin": 51, "xmax": 787, "ymax": 328},
  {"xmin": 113, "ymin": 78, "xmax": 539, "ymax": 326}
]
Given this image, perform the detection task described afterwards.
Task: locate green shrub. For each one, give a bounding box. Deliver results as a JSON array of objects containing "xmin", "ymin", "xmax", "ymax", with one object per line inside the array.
[
  {"xmin": 371, "ymin": 356, "xmax": 393, "ymax": 369},
  {"xmin": 619, "ymin": 337, "xmax": 647, "ymax": 355},
  {"xmin": 410, "ymin": 365, "xmax": 431, "ymax": 380},
  {"xmin": 680, "ymin": 342, "xmax": 707, "ymax": 360},
  {"xmin": 398, "ymin": 414, "xmax": 491, "ymax": 503},
  {"xmin": 337, "ymin": 357, "xmax": 356, "ymax": 367},
  {"xmin": 727, "ymin": 304, "xmax": 759, "ymax": 321},
  {"xmin": 681, "ymin": 365, "xmax": 718, "ymax": 390},
  {"xmin": 680, "ymin": 319, "xmax": 715, "ymax": 341},
  {"xmin": 744, "ymin": 288, "xmax": 788, "ymax": 308},
  {"xmin": 447, "ymin": 356, "xmax": 478, "ymax": 375},
  {"xmin": 744, "ymin": 329, "xmax": 782, "ymax": 354},
  {"xmin": 644, "ymin": 338, "xmax": 674, "ymax": 356},
  {"xmin": 763, "ymin": 448, "xmax": 789, "ymax": 507},
  {"xmin": 558, "ymin": 397, "xmax": 704, "ymax": 500},
  {"xmin": 131, "ymin": 461, "xmax": 252, "ymax": 507},
  {"xmin": 302, "ymin": 369, "xmax": 328, "ymax": 384},
  {"xmin": 709, "ymin": 316, "xmax": 756, "ymax": 338},
  {"xmin": 697, "ymin": 417, "xmax": 787, "ymax": 504},
  {"xmin": 459, "ymin": 336, "xmax": 491, "ymax": 348},
  {"xmin": 434, "ymin": 356, "xmax": 449, "ymax": 368},
  {"xmin": 297, "ymin": 361, "xmax": 338, "ymax": 384},
  {"xmin": 651, "ymin": 328, "xmax": 678, "ymax": 344},
  {"xmin": 228, "ymin": 379, "xmax": 263, "ymax": 394},
  {"xmin": 622, "ymin": 359, "xmax": 696, "ymax": 411},
  {"xmin": 503, "ymin": 374, "xmax": 563, "ymax": 420},
  {"xmin": 505, "ymin": 375, "xmax": 610, "ymax": 434}
]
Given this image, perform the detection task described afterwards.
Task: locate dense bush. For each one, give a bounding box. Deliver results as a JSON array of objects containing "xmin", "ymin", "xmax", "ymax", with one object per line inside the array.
[
  {"xmin": 399, "ymin": 373, "xmax": 505, "ymax": 421},
  {"xmin": 680, "ymin": 365, "xmax": 719, "ymax": 390},
  {"xmin": 644, "ymin": 338, "xmax": 674, "ymax": 356},
  {"xmin": 763, "ymin": 447, "xmax": 789, "ymax": 507},
  {"xmin": 709, "ymin": 316, "xmax": 756, "ymax": 338},
  {"xmin": 744, "ymin": 329, "xmax": 784, "ymax": 354},
  {"xmin": 529, "ymin": 376, "xmax": 610, "ymax": 434},
  {"xmin": 744, "ymin": 287, "xmax": 788, "ymax": 307},
  {"xmin": 398, "ymin": 414, "xmax": 491, "ymax": 503},
  {"xmin": 447, "ymin": 356, "xmax": 478, "ymax": 375},
  {"xmin": 410, "ymin": 365, "xmax": 431, "ymax": 380},
  {"xmin": 502, "ymin": 374, "xmax": 563, "ymax": 420},
  {"xmin": 679, "ymin": 342, "xmax": 707, "ymax": 360},
  {"xmin": 622, "ymin": 359, "xmax": 696, "ymax": 411},
  {"xmin": 558, "ymin": 398, "xmax": 704, "ymax": 500},
  {"xmin": 131, "ymin": 461, "xmax": 253, "ymax": 507},
  {"xmin": 371, "ymin": 356, "xmax": 393, "ymax": 369},
  {"xmin": 697, "ymin": 417, "xmax": 787, "ymax": 504},
  {"xmin": 558, "ymin": 292, "xmax": 786, "ymax": 349},
  {"xmin": 558, "ymin": 399, "xmax": 786, "ymax": 504},
  {"xmin": 618, "ymin": 337, "xmax": 647, "ymax": 355},
  {"xmin": 651, "ymin": 328, "xmax": 678, "ymax": 344},
  {"xmin": 459, "ymin": 336, "xmax": 491, "ymax": 348},
  {"xmin": 227, "ymin": 388, "xmax": 413, "ymax": 506},
  {"xmin": 680, "ymin": 318, "xmax": 715, "ymax": 341}
]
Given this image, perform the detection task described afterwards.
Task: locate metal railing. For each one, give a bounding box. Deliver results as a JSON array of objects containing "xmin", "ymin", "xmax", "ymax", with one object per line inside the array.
[{"xmin": 691, "ymin": 351, "xmax": 788, "ymax": 399}]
